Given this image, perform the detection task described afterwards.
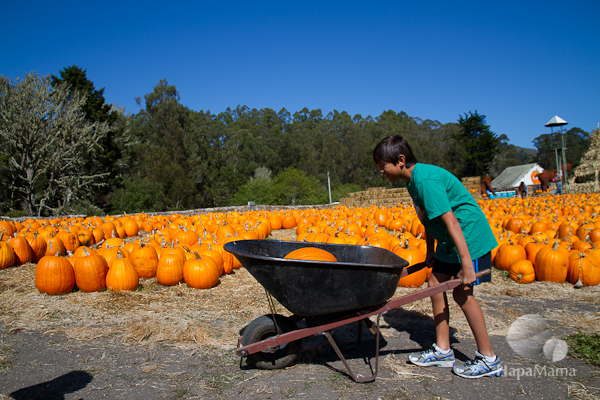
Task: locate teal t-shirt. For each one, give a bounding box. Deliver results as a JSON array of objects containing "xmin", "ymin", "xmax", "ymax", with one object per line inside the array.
[{"xmin": 407, "ymin": 163, "xmax": 497, "ymax": 263}]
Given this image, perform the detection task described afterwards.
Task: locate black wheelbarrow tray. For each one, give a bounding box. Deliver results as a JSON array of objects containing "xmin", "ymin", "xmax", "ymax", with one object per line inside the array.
[{"xmin": 224, "ymin": 239, "xmax": 490, "ymax": 383}]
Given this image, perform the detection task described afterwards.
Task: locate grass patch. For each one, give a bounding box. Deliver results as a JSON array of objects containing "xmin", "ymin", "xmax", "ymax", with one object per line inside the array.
[{"xmin": 566, "ymin": 332, "xmax": 600, "ymax": 367}]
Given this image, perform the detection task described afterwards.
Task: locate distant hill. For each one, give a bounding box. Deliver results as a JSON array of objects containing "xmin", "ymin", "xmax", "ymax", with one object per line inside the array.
[{"xmin": 515, "ymin": 146, "xmax": 537, "ymax": 157}]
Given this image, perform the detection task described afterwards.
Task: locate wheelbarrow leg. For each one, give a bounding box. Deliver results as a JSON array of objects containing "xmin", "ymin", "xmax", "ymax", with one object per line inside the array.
[{"xmin": 317, "ymin": 314, "xmax": 383, "ymax": 383}]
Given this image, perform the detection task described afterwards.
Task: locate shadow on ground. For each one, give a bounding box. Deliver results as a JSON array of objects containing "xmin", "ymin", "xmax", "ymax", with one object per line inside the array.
[{"xmin": 10, "ymin": 370, "xmax": 93, "ymax": 400}]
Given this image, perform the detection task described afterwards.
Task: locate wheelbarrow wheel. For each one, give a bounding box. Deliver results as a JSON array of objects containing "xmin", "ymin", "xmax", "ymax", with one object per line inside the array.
[{"xmin": 242, "ymin": 314, "xmax": 302, "ymax": 370}]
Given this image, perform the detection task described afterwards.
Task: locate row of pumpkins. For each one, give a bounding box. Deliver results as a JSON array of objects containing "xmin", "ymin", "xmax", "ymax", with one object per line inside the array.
[{"xmin": 1, "ymin": 193, "xmax": 600, "ymax": 295}]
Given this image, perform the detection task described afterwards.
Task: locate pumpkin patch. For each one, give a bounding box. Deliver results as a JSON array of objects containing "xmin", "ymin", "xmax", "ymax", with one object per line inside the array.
[{"xmin": 0, "ymin": 192, "xmax": 598, "ymax": 299}]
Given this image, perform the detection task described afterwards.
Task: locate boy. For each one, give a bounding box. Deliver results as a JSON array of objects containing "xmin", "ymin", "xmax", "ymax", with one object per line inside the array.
[{"xmin": 373, "ymin": 135, "xmax": 503, "ymax": 379}]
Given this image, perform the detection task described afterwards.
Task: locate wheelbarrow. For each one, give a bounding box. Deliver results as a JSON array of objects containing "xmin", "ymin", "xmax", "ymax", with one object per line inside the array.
[{"xmin": 224, "ymin": 240, "xmax": 490, "ymax": 383}]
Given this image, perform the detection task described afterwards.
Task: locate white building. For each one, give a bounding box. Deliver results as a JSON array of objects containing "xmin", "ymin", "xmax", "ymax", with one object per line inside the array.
[{"xmin": 490, "ymin": 163, "xmax": 545, "ymax": 190}]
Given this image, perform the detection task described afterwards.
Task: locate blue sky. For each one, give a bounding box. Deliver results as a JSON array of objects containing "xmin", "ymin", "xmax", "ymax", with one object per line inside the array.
[{"xmin": 2, "ymin": 1, "xmax": 599, "ymax": 149}]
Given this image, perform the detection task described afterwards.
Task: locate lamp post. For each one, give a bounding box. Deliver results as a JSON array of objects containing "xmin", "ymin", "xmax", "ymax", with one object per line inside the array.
[{"xmin": 545, "ymin": 115, "xmax": 568, "ymax": 194}]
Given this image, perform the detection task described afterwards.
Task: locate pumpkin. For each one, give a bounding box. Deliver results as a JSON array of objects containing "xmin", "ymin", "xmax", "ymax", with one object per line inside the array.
[
  {"xmin": 35, "ymin": 255, "xmax": 75, "ymax": 295},
  {"xmin": 0, "ymin": 233, "xmax": 16, "ymax": 269},
  {"xmin": 525, "ymin": 239, "xmax": 546, "ymax": 266},
  {"xmin": 221, "ymin": 236, "xmax": 243, "ymax": 269},
  {"xmin": 57, "ymin": 231, "xmax": 80, "ymax": 253},
  {"xmin": 122, "ymin": 220, "xmax": 139, "ymax": 237},
  {"xmin": 509, "ymin": 259, "xmax": 536, "ymax": 284},
  {"xmin": 576, "ymin": 222, "xmax": 596, "ymax": 241},
  {"xmin": 156, "ymin": 253, "xmax": 185, "ymax": 286},
  {"xmin": 567, "ymin": 252, "xmax": 600, "ymax": 287},
  {"xmin": 9, "ymin": 236, "xmax": 34, "ymax": 265},
  {"xmin": 183, "ymin": 253, "xmax": 220, "ymax": 289},
  {"xmin": 393, "ymin": 241, "xmax": 427, "ymax": 287},
  {"xmin": 0, "ymin": 221, "xmax": 15, "ymax": 238},
  {"xmin": 44, "ymin": 236, "xmax": 66, "ymax": 257},
  {"xmin": 77, "ymin": 229, "xmax": 95, "ymax": 246},
  {"xmin": 99, "ymin": 247, "xmax": 130, "ymax": 269},
  {"xmin": 194, "ymin": 248, "xmax": 224, "ymax": 276},
  {"xmin": 105, "ymin": 256, "xmax": 139, "ymax": 291},
  {"xmin": 91, "ymin": 228, "xmax": 105, "ymax": 244},
  {"xmin": 28, "ymin": 234, "xmax": 47, "ymax": 263},
  {"xmin": 505, "ymin": 217, "xmax": 524, "ymax": 234},
  {"xmin": 73, "ymin": 246, "xmax": 94, "ymax": 258},
  {"xmin": 494, "ymin": 241, "xmax": 526, "ymax": 271},
  {"xmin": 373, "ymin": 209, "xmax": 388, "ymax": 227},
  {"xmin": 73, "ymin": 248, "xmax": 108, "ymax": 292},
  {"xmin": 130, "ymin": 244, "xmax": 159, "ymax": 278},
  {"xmin": 176, "ymin": 229, "xmax": 200, "ymax": 247},
  {"xmin": 103, "ymin": 237, "xmax": 124, "ymax": 248},
  {"xmin": 210, "ymin": 242, "xmax": 233, "ymax": 274},
  {"xmin": 100, "ymin": 221, "xmax": 118, "ymax": 240},
  {"xmin": 535, "ymin": 242, "xmax": 569, "ymax": 283},
  {"xmin": 284, "ymin": 247, "xmax": 338, "ymax": 262},
  {"xmin": 267, "ymin": 213, "xmax": 282, "ymax": 230}
]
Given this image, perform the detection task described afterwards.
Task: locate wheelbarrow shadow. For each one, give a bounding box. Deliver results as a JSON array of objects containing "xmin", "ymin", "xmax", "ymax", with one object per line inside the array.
[{"xmin": 286, "ymin": 308, "xmax": 465, "ymax": 374}]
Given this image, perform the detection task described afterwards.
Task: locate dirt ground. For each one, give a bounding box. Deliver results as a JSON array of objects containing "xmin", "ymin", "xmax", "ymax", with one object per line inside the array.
[{"xmin": 1, "ymin": 229, "xmax": 599, "ymax": 399}]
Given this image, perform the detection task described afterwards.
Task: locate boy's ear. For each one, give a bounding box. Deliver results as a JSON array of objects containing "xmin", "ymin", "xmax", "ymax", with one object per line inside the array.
[{"xmin": 397, "ymin": 154, "xmax": 406, "ymax": 167}]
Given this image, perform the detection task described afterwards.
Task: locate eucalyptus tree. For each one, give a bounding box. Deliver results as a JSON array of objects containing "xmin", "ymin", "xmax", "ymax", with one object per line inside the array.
[{"xmin": 0, "ymin": 73, "xmax": 111, "ymax": 216}]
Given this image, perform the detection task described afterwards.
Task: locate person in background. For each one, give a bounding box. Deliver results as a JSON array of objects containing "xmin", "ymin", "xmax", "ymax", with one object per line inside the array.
[
  {"xmin": 518, "ymin": 182, "xmax": 528, "ymax": 199},
  {"xmin": 555, "ymin": 170, "xmax": 562, "ymax": 195}
]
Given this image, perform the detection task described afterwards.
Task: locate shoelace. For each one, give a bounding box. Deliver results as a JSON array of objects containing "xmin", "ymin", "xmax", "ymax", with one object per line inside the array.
[{"xmin": 464, "ymin": 355, "xmax": 485, "ymax": 368}]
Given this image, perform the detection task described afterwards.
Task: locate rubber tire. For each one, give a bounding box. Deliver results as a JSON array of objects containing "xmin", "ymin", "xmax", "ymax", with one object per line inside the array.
[{"xmin": 242, "ymin": 314, "xmax": 302, "ymax": 370}]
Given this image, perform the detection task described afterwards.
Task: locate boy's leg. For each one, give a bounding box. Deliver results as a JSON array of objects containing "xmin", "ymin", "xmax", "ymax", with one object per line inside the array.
[
  {"xmin": 407, "ymin": 271, "xmax": 456, "ymax": 367},
  {"xmin": 428, "ymin": 272, "xmax": 453, "ymax": 351},
  {"xmin": 452, "ymin": 285, "xmax": 494, "ymax": 357}
]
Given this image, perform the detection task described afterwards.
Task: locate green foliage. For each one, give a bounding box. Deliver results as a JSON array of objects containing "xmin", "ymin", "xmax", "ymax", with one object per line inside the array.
[
  {"xmin": 533, "ymin": 127, "xmax": 590, "ymax": 170},
  {"xmin": 229, "ymin": 177, "xmax": 274, "ymax": 206},
  {"xmin": 489, "ymin": 134, "xmax": 536, "ymax": 177},
  {"xmin": 4, "ymin": 210, "xmax": 28, "ymax": 218},
  {"xmin": 0, "ymin": 72, "xmax": 111, "ymax": 216},
  {"xmin": 330, "ymin": 183, "xmax": 363, "ymax": 203},
  {"xmin": 108, "ymin": 178, "xmax": 165, "ymax": 213},
  {"xmin": 453, "ymin": 111, "xmax": 500, "ymax": 177},
  {"xmin": 270, "ymin": 168, "xmax": 328, "ymax": 206},
  {"xmin": 56, "ymin": 199, "xmax": 106, "ymax": 216},
  {"xmin": 11, "ymin": 70, "xmax": 595, "ymax": 215},
  {"xmin": 51, "ymin": 66, "xmax": 123, "ymax": 211},
  {"xmin": 566, "ymin": 332, "xmax": 600, "ymax": 367},
  {"xmin": 230, "ymin": 168, "xmax": 329, "ymax": 206}
]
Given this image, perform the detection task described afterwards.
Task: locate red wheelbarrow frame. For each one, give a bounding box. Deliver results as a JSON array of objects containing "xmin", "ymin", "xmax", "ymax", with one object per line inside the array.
[{"xmin": 236, "ymin": 265, "xmax": 491, "ymax": 383}]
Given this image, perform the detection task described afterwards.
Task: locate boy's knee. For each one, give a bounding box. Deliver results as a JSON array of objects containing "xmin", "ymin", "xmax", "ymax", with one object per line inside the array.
[{"xmin": 452, "ymin": 286, "xmax": 472, "ymax": 305}]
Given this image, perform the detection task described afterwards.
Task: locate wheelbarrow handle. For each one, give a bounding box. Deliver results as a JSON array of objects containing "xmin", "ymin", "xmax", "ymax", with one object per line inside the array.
[
  {"xmin": 476, "ymin": 268, "xmax": 491, "ymax": 278},
  {"xmin": 402, "ymin": 263, "xmax": 491, "ymax": 283}
]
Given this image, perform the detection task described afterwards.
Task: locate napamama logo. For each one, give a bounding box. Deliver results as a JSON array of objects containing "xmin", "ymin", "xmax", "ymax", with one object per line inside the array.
[{"xmin": 506, "ymin": 314, "xmax": 569, "ymax": 362}]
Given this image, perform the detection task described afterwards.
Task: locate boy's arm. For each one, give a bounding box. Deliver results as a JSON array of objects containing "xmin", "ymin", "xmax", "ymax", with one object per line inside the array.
[
  {"xmin": 439, "ymin": 211, "xmax": 476, "ymax": 285},
  {"xmin": 425, "ymin": 230, "xmax": 435, "ymax": 268}
]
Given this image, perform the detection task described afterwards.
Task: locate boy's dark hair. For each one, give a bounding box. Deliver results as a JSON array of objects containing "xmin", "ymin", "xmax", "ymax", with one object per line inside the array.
[{"xmin": 373, "ymin": 135, "xmax": 418, "ymax": 167}]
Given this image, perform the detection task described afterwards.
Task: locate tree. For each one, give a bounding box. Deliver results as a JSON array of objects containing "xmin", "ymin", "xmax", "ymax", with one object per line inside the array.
[
  {"xmin": 269, "ymin": 168, "xmax": 327, "ymax": 205},
  {"xmin": 0, "ymin": 73, "xmax": 111, "ymax": 215},
  {"xmin": 229, "ymin": 167, "xmax": 274, "ymax": 206},
  {"xmin": 126, "ymin": 79, "xmax": 201, "ymax": 211},
  {"xmin": 533, "ymin": 127, "xmax": 589, "ymax": 170},
  {"xmin": 453, "ymin": 111, "xmax": 500, "ymax": 177},
  {"xmin": 51, "ymin": 66, "xmax": 123, "ymax": 210},
  {"xmin": 489, "ymin": 134, "xmax": 535, "ymax": 177}
]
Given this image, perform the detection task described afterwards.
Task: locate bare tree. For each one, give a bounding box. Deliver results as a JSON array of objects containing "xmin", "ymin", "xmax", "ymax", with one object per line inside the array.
[{"xmin": 0, "ymin": 72, "xmax": 111, "ymax": 216}]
